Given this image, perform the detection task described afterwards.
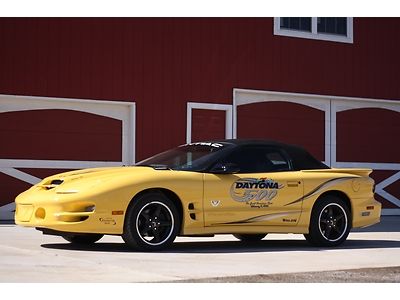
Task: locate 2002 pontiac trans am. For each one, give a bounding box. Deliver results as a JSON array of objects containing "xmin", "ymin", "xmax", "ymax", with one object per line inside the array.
[{"xmin": 15, "ymin": 140, "xmax": 381, "ymax": 251}]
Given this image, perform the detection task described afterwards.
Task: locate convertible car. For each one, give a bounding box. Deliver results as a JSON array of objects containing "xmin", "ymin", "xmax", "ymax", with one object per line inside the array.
[{"xmin": 15, "ymin": 139, "xmax": 381, "ymax": 251}]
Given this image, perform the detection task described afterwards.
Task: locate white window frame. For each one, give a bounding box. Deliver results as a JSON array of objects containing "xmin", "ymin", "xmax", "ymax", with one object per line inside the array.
[
  {"xmin": 274, "ymin": 17, "xmax": 353, "ymax": 44},
  {"xmin": 186, "ymin": 102, "xmax": 232, "ymax": 144}
]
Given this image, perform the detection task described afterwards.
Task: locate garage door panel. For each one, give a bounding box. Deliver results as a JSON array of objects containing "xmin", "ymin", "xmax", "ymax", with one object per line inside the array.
[
  {"xmin": 237, "ymin": 101, "xmax": 325, "ymax": 161},
  {"xmin": 337, "ymin": 108, "xmax": 400, "ymax": 163},
  {"xmin": 0, "ymin": 108, "xmax": 126, "ymax": 219},
  {"xmin": 0, "ymin": 109, "xmax": 122, "ymax": 161},
  {"xmin": 336, "ymin": 108, "xmax": 400, "ymax": 210}
]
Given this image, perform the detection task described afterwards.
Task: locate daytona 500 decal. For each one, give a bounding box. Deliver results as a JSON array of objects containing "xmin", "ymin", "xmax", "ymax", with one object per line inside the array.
[{"xmin": 230, "ymin": 178, "xmax": 284, "ymax": 208}]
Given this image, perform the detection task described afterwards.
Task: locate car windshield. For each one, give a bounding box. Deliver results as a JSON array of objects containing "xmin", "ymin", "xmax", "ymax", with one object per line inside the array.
[{"xmin": 137, "ymin": 142, "xmax": 229, "ymax": 171}]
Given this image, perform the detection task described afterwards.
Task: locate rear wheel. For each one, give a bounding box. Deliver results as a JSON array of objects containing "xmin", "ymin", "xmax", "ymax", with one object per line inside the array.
[
  {"xmin": 305, "ymin": 195, "xmax": 351, "ymax": 247},
  {"xmin": 62, "ymin": 233, "xmax": 103, "ymax": 245},
  {"xmin": 122, "ymin": 192, "xmax": 180, "ymax": 251},
  {"xmin": 233, "ymin": 233, "xmax": 267, "ymax": 242}
]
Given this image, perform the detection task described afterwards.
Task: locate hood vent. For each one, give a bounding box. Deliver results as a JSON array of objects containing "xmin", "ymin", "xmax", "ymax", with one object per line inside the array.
[
  {"xmin": 39, "ymin": 179, "xmax": 64, "ymax": 190},
  {"xmin": 51, "ymin": 179, "xmax": 64, "ymax": 185}
]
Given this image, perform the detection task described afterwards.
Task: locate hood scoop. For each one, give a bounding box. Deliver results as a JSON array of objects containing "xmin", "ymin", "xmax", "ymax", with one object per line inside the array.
[{"xmin": 38, "ymin": 179, "xmax": 64, "ymax": 190}]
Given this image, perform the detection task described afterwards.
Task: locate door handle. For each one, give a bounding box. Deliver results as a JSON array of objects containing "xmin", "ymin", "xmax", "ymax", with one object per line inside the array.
[{"xmin": 287, "ymin": 181, "xmax": 300, "ymax": 187}]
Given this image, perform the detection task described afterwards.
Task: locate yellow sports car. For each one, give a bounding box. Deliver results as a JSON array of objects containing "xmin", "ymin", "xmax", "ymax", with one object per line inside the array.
[{"xmin": 15, "ymin": 140, "xmax": 381, "ymax": 251}]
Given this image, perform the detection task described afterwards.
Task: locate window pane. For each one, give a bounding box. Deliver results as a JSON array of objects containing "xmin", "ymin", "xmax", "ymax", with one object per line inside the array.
[
  {"xmin": 336, "ymin": 18, "xmax": 347, "ymax": 35},
  {"xmin": 317, "ymin": 17, "xmax": 347, "ymax": 36},
  {"xmin": 280, "ymin": 17, "xmax": 289, "ymax": 28},
  {"xmin": 300, "ymin": 18, "xmax": 312, "ymax": 32},
  {"xmin": 280, "ymin": 17, "xmax": 312, "ymax": 32}
]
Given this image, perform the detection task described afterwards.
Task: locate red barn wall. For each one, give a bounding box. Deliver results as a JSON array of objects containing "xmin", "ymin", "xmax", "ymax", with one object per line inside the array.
[{"xmin": 0, "ymin": 18, "xmax": 399, "ymax": 161}]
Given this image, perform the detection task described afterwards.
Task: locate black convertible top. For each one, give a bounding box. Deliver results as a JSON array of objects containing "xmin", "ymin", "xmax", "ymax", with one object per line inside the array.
[{"xmin": 206, "ymin": 139, "xmax": 330, "ymax": 171}]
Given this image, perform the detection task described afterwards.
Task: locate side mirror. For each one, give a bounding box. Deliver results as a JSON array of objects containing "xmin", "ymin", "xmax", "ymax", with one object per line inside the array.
[{"xmin": 210, "ymin": 163, "xmax": 240, "ymax": 174}]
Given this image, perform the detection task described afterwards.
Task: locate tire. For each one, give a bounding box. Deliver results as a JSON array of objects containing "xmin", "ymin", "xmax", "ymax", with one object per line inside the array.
[
  {"xmin": 305, "ymin": 195, "xmax": 351, "ymax": 247},
  {"xmin": 122, "ymin": 192, "xmax": 180, "ymax": 251},
  {"xmin": 233, "ymin": 233, "xmax": 267, "ymax": 242},
  {"xmin": 62, "ymin": 233, "xmax": 103, "ymax": 245}
]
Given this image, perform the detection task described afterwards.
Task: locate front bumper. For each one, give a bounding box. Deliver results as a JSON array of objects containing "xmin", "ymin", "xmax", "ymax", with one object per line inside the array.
[{"xmin": 15, "ymin": 189, "xmax": 125, "ymax": 235}]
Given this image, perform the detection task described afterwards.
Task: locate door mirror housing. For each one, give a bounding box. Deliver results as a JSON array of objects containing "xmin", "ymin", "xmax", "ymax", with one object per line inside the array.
[{"xmin": 209, "ymin": 163, "xmax": 240, "ymax": 174}]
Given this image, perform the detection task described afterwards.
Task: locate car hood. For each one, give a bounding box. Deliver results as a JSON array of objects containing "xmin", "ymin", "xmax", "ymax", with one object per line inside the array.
[{"xmin": 36, "ymin": 166, "xmax": 160, "ymax": 192}]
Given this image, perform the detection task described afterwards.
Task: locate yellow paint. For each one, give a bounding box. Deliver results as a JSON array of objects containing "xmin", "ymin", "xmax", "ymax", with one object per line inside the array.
[{"xmin": 15, "ymin": 166, "xmax": 381, "ymax": 236}]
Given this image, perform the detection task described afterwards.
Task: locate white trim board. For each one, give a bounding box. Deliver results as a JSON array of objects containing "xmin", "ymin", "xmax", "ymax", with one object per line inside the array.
[
  {"xmin": 0, "ymin": 159, "xmax": 123, "ymax": 169},
  {"xmin": 0, "ymin": 202, "xmax": 15, "ymax": 221},
  {"xmin": 382, "ymin": 209, "xmax": 400, "ymax": 216},
  {"xmin": 186, "ymin": 102, "xmax": 233, "ymax": 144}
]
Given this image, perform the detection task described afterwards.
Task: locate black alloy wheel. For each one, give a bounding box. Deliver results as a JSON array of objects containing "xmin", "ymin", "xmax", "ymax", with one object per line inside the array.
[
  {"xmin": 122, "ymin": 192, "xmax": 180, "ymax": 251},
  {"xmin": 318, "ymin": 203, "xmax": 348, "ymax": 241},
  {"xmin": 136, "ymin": 201, "xmax": 175, "ymax": 246},
  {"xmin": 305, "ymin": 195, "xmax": 351, "ymax": 247}
]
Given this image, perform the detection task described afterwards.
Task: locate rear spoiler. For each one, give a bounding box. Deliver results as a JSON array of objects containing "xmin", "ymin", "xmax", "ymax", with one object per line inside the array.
[{"xmin": 302, "ymin": 168, "xmax": 372, "ymax": 177}]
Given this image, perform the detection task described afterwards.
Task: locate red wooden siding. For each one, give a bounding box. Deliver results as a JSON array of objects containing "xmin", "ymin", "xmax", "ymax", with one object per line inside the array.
[
  {"xmin": 0, "ymin": 109, "xmax": 122, "ymax": 161},
  {"xmin": 337, "ymin": 108, "xmax": 400, "ymax": 163},
  {"xmin": 0, "ymin": 18, "xmax": 399, "ymax": 161},
  {"xmin": 191, "ymin": 109, "xmax": 226, "ymax": 142}
]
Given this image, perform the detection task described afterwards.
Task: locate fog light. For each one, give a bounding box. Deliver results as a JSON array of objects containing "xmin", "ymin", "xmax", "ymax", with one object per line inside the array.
[{"xmin": 35, "ymin": 208, "xmax": 46, "ymax": 219}]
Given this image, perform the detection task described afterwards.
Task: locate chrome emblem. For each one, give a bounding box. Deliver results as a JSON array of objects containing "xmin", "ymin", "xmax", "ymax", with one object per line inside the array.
[{"xmin": 211, "ymin": 200, "xmax": 221, "ymax": 207}]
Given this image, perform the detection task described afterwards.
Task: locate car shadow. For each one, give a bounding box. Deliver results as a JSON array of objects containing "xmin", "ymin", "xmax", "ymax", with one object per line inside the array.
[{"xmin": 40, "ymin": 238, "xmax": 400, "ymax": 254}]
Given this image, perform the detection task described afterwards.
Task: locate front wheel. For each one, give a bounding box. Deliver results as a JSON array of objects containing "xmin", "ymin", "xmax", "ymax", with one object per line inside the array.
[
  {"xmin": 233, "ymin": 233, "xmax": 267, "ymax": 242},
  {"xmin": 122, "ymin": 192, "xmax": 180, "ymax": 251},
  {"xmin": 305, "ymin": 195, "xmax": 351, "ymax": 247},
  {"xmin": 62, "ymin": 233, "xmax": 103, "ymax": 245}
]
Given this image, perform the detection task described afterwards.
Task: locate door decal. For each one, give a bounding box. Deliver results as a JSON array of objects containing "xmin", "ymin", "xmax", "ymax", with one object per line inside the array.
[
  {"xmin": 230, "ymin": 178, "xmax": 284, "ymax": 208},
  {"xmin": 213, "ymin": 211, "xmax": 301, "ymax": 225}
]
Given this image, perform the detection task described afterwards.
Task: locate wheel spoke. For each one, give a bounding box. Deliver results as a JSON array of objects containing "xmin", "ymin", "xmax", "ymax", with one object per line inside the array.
[
  {"xmin": 139, "ymin": 226, "xmax": 152, "ymax": 236},
  {"xmin": 152, "ymin": 228, "xmax": 161, "ymax": 242},
  {"xmin": 328, "ymin": 207, "xmax": 333, "ymax": 217},
  {"xmin": 332, "ymin": 226, "xmax": 342, "ymax": 234},
  {"xmin": 158, "ymin": 220, "xmax": 171, "ymax": 227},
  {"xmin": 324, "ymin": 226, "xmax": 332, "ymax": 238},
  {"xmin": 153, "ymin": 205, "xmax": 162, "ymax": 218},
  {"xmin": 141, "ymin": 209, "xmax": 150, "ymax": 221},
  {"xmin": 320, "ymin": 219, "xmax": 328, "ymax": 224},
  {"xmin": 336, "ymin": 215, "xmax": 344, "ymax": 221}
]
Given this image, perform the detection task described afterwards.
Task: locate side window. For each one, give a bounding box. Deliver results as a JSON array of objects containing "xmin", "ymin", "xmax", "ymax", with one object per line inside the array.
[
  {"xmin": 221, "ymin": 146, "xmax": 291, "ymax": 173},
  {"xmin": 266, "ymin": 151, "xmax": 290, "ymax": 171}
]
